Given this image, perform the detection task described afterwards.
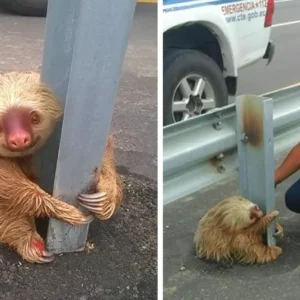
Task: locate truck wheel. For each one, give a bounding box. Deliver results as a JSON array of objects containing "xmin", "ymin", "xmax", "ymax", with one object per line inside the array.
[
  {"xmin": 0, "ymin": 0, "xmax": 48, "ymax": 17},
  {"xmin": 163, "ymin": 49, "xmax": 228, "ymax": 126}
]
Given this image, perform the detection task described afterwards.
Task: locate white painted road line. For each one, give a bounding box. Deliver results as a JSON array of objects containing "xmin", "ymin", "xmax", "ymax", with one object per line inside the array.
[
  {"xmin": 275, "ymin": 0, "xmax": 296, "ymax": 3},
  {"xmin": 272, "ymin": 20, "xmax": 300, "ymax": 28},
  {"xmin": 260, "ymin": 82, "xmax": 300, "ymax": 97}
]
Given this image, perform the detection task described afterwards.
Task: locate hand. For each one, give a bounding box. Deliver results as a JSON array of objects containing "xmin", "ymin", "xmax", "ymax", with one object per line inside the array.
[{"xmin": 274, "ymin": 169, "xmax": 281, "ymax": 188}]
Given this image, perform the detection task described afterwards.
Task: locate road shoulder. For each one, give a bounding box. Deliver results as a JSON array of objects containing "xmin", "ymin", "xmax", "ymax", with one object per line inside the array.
[{"xmin": 164, "ymin": 150, "xmax": 300, "ymax": 300}]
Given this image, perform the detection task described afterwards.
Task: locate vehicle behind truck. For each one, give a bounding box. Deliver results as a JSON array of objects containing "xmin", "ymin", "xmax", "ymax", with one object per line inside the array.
[{"xmin": 163, "ymin": 0, "xmax": 275, "ymax": 126}]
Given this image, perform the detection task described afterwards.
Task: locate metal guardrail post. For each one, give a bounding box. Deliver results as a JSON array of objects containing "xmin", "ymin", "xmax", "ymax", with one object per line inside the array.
[
  {"xmin": 236, "ymin": 96, "xmax": 276, "ymax": 246},
  {"xmin": 37, "ymin": 0, "xmax": 136, "ymax": 253}
]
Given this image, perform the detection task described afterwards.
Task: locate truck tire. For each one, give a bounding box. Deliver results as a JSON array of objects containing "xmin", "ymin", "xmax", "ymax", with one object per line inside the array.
[
  {"xmin": 0, "ymin": 0, "xmax": 47, "ymax": 17},
  {"xmin": 163, "ymin": 48, "xmax": 228, "ymax": 126}
]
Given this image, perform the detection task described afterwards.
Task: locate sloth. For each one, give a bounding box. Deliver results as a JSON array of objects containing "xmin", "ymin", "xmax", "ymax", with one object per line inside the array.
[
  {"xmin": 0, "ymin": 71, "xmax": 122, "ymax": 263},
  {"xmin": 194, "ymin": 196, "xmax": 283, "ymax": 264}
]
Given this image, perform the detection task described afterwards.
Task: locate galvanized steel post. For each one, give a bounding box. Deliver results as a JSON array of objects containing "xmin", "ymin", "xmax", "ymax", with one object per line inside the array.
[
  {"xmin": 37, "ymin": 0, "xmax": 136, "ymax": 253},
  {"xmin": 236, "ymin": 95, "xmax": 276, "ymax": 246}
]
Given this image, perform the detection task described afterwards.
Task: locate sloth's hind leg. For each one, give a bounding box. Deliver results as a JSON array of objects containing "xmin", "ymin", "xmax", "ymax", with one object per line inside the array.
[{"xmin": 0, "ymin": 214, "xmax": 54, "ymax": 263}]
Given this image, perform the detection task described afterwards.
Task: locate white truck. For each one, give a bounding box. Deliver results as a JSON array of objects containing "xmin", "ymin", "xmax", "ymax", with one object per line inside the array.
[{"xmin": 163, "ymin": 0, "xmax": 275, "ymax": 126}]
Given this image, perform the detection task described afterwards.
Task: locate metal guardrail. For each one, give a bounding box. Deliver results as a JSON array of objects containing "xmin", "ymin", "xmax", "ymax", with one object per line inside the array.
[{"xmin": 163, "ymin": 85, "xmax": 300, "ymax": 206}]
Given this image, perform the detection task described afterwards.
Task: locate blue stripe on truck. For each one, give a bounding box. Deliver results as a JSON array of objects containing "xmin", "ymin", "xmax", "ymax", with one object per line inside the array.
[
  {"xmin": 164, "ymin": 0, "xmax": 205, "ymax": 4},
  {"xmin": 163, "ymin": 0, "xmax": 244, "ymax": 12}
]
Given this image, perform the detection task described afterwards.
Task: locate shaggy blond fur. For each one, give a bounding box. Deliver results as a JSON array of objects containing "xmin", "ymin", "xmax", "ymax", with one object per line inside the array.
[
  {"xmin": 0, "ymin": 71, "xmax": 123, "ymax": 263},
  {"xmin": 0, "ymin": 71, "xmax": 62, "ymax": 157},
  {"xmin": 93, "ymin": 136, "xmax": 123, "ymax": 220},
  {"xmin": 194, "ymin": 196, "xmax": 283, "ymax": 264}
]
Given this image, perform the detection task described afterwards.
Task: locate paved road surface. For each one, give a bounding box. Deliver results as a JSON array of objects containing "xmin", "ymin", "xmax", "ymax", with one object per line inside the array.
[
  {"xmin": 0, "ymin": 4, "xmax": 157, "ymax": 300},
  {"xmin": 164, "ymin": 152, "xmax": 300, "ymax": 300},
  {"xmin": 164, "ymin": 1, "xmax": 300, "ymax": 299},
  {"xmin": 238, "ymin": 0, "xmax": 300, "ymax": 95}
]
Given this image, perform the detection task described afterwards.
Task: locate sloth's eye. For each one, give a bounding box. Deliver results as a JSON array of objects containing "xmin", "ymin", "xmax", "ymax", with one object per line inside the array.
[{"xmin": 30, "ymin": 111, "xmax": 40, "ymax": 125}]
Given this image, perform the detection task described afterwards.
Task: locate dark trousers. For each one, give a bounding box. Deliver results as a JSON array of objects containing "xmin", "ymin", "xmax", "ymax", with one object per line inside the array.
[{"xmin": 285, "ymin": 178, "xmax": 300, "ymax": 213}]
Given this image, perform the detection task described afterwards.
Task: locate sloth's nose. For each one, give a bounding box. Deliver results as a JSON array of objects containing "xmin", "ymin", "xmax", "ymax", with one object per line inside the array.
[{"xmin": 7, "ymin": 130, "xmax": 32, "ymax": 151}]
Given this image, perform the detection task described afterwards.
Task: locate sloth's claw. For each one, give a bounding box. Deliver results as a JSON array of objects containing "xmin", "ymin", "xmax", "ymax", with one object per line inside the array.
[
  {"xmin": 78, "ymin": 192, "xmax": 108, "ymax": 214},
  {"xmin": 273, "ymin": 223, "xmax": 284, "ymax": 238},
  {"xmin": 38, "ymin": 251, "xmax": 55, "ymax": 263},
  {"xmin": 32, "ymin": 241, "xmax": 55, "ymax": 264},
  {"xmin": 78, "ymin": 192, "xmax": 107, "ymax": 202},
  {"xmin": 82, "ymin": 214, "xmax": 95, "ymax": 224},
  {"xmin": 78, "ymin": 201, "xmax": 104, "ymax": 214},
  {"xmin": 77, "ymin": 191, "xmax": 114, "ymax": 219}
]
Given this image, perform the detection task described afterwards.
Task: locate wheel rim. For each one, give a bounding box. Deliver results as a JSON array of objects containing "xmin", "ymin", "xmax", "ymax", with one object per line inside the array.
[{"xmin": 171, "ymin": 74, "xmax": 217, "ymax": 122}]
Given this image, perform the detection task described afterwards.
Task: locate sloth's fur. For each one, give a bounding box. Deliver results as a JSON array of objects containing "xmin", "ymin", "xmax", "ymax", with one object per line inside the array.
[
  {"xmin": 0, "ymin": 71, "xmax": 122, "ymax": 263},
  {"xmin": 194, "ymin": 196, "xmax": 283, "ymax": 264}
]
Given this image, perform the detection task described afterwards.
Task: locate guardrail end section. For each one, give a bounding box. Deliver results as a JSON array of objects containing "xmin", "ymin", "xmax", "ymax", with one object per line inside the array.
[{"xmin": 236, "ymin": 95, "xmax": 276, "ymax": 246}]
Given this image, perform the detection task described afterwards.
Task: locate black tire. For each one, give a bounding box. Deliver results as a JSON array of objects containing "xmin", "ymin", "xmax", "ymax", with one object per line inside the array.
[
  {"xmin": 163, "ymin": 48, "xmax": 228, "ymax": 126},
  {"xmin": 0, "ymin": 0, "xmax": 47, "ymax": 17}
]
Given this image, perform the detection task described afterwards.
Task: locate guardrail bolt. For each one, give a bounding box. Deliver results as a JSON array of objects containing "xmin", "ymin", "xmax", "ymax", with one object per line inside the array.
[
  {"xmin": 217, "ymin": 165, "xmax": 226, "ymax": 173},
  {"xmin": 216, "ymin": 153, "xmax": 224, "ymax": 160},
  {"xmin": 213, "ymin": 121, "xmax": 222, "ymax": 130},
  {"xmin": 241, "ymin": 133, "xmax": 249, "ymax": 143}
]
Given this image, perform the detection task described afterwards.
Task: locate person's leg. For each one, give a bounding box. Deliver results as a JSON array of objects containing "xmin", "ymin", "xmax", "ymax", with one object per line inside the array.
[{"xmin": 285, "ymin": 178, "xmax": 300, "ymax": 213}]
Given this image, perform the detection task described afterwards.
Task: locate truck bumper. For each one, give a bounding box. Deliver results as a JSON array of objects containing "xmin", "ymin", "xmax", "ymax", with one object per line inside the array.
[{"xmin": 263, "ymin": 40, "xmax": 275, "ymax": 65}]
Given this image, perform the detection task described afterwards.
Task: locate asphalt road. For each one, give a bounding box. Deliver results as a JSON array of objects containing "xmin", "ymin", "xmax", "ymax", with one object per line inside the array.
[
  {"xmin": 237, "ymin": 0, "xmax": 300, "ymax": 95},
  {"xmin": 164, "ymin": 152, "xmax": 300, "ymax": 300},
  {"xmin": 0, "ymin": 3, "xmax": 157, "ymax": 300}
]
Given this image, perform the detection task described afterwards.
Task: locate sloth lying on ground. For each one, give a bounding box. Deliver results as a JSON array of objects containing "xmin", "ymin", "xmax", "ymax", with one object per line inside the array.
[
  {"xmin": 194, "ymin": 196, "xmax": 283, "ymax": 264},
  {"xmin": 0, "ymin": 71, "xmax": 122, "ymax": 263}
]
